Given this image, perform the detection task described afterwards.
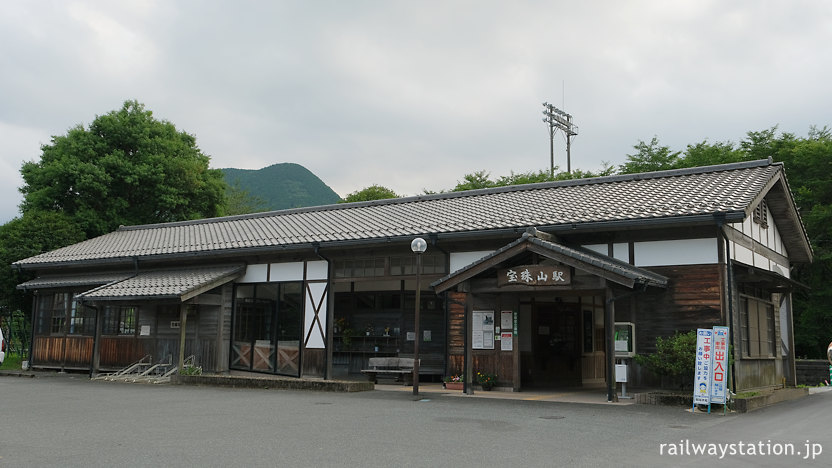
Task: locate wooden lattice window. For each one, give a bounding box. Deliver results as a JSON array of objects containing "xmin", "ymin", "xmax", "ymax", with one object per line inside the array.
[{"xmin": 752, "ymin": 199, "xmax": 769, "ymax": 229}]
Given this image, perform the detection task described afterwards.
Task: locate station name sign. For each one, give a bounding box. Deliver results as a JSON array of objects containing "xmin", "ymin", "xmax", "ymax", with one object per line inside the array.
[{"xmin": 497, "ymin": 265, "xmax": 571, "ymax": 287}]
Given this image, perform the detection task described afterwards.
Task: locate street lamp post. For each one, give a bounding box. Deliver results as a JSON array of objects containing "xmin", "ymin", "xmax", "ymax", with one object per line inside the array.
[{"xmin": 410, "ymin": 237, "xmax": 427, "ymax": 396}]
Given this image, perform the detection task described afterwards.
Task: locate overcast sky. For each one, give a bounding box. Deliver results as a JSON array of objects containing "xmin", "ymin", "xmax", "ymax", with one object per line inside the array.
[{"xmin": 1, "ymin": 1, "xmax": 830, "ymax": 224}]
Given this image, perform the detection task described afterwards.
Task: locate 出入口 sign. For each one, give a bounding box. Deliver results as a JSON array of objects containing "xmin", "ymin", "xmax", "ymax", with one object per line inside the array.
[{"xmin": 497, "ymin": 265, "xmax": 571, "ymax": 287}]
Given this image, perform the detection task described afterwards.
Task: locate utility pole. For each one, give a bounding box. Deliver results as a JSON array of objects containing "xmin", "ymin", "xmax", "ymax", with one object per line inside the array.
[{"xmin": 541, "ymin": 103, "xmax": 578, "ymax": 175}]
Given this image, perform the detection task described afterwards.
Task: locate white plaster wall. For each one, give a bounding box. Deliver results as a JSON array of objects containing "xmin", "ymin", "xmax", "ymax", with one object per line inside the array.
[
  {"xmin": 633, "ymin": 239, "xmax": 718, "ymax": 266},
  {"xmin": 450, "ymin": 251, "xmax": 494, "ymax": 273},
  {"xmin": 732, "ymin": 242, "xmax": 755, "ymax": 266},
  {"xmin": 304, "ymin": 282, "xmax": 328, "ymax": 349},
  {"xmin": 727, "ymin": 205, "xmax": 789, "ymax": 273},
  {"xmin": 239, "ymin": 264, "xmax": 268, "ymax": 283},
  {"xmin": 269, "ymin": 262, "xmax": 304, "ymax": 281},
  {"xmin": 306, "ymin": 260, "xmax": 329, "ymax": 280},
  {"xmin": 613, "ymin": 243, "xmax": 629, "ymax": 263},
  {"xmin": 753, "ymin": 252, "xmax": 770, "ymax": 271}
]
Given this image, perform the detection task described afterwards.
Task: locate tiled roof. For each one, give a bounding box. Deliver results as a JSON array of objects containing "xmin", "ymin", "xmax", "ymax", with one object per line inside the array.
[
  {"xmin": 17, "ymin": 271, "xmax": 132, "ymax": 290},
  {"xmin": 14, "ymin": 160, "xmax": 806, "ymax": 267},
  {"xmin": 77, "ymin": 265, "xmax": 244, "ymax": 301}
]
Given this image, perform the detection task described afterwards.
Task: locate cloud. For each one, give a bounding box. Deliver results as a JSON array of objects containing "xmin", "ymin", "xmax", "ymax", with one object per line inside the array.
[{"xmin": 1, "ymin": 0, "xmax": 830, "ymax": 223}]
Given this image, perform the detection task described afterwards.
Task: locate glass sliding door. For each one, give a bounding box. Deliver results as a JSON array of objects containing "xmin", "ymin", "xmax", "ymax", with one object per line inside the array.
[
  {"xmin": 231, "ymin": 282, "xmax": 303, "ymax": 377},
  {"xmin": 276, "ymin": 282, "xmax": 302, "ymax": 376}
]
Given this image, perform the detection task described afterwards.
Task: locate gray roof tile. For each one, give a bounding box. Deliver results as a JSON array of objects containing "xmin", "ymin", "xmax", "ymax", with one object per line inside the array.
[
  {"xmin": 14, "ymin": 160, "xmax": 804, "ymax": 266},
  {"xmin": 17, "ymin": 271, "xmax": 132, "ymax": 290},
  {"xmin": 77, "ymin": 265, "xmax": 244, "ymax": 301}
]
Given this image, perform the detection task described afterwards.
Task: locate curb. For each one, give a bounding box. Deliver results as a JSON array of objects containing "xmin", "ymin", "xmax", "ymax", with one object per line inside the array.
[{"xmin": 172, "ymin": 373, "xmax": 375, "ymax": 392}]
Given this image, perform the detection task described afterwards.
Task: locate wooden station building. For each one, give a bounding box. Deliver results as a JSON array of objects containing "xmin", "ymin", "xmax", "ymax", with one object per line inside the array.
[{"xmin": 14, "ymin": 159, "xmax": 811, "ymax": 398}]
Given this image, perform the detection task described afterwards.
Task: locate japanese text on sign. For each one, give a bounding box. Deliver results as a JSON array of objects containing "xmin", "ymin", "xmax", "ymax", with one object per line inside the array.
[
  {"xmin": 710, "ymin": 326, "xmax": 729, "ymax": 404},
  {"xmin": 693, "ymin": 328, "xmax": 713, "ymax": 406},
  {"xmin": 498, "ymin": 265, "xmax": 571, "ymax": 287}
]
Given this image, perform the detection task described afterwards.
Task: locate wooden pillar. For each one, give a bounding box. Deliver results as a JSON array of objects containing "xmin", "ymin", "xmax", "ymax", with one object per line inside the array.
[
  {"xmin": 465, "ymin": 291, "xmax": 474, "ymax": 395},
  {"xmin": 91, "ymin": 304, "xmax": 102, "ymax": 377},
  {"xmin": 512, "ymin": 309, "xmax": 520, "ymax": 392},
  {"xmin": 215, "ymin": 286, "xmax": 227, "ymax": 373},
  {"xmin": 325, "ymin": 261, "xmax": 335, "ymax": 380},
  {"xmin": 178, "ymin": 303, "xmax": 188, "ymax": 370},
  {"xmin": 605, "ymin": 283, "xmax": 617, "ymax": 402}
]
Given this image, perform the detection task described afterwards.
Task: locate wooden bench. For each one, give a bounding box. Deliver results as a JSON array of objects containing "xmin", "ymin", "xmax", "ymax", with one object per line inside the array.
[{"xmin": 361, "ymin": 357, "xmax": 415, "ymax": 385}]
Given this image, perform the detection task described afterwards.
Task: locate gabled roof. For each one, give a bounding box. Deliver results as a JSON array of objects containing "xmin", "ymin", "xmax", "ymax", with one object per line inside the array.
[
  {"xmin": 14, "ymin": 159, "xmax": 812, "ymax": 268},
  {"xmin": 432, "ymin": 229, "xmax": 669, "ymax": 293}
]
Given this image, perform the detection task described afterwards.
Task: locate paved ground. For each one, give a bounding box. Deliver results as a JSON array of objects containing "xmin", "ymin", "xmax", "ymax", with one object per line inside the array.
[{"xmin": 1, "ymin": 373, "xmax": 830, "ymax": 467}]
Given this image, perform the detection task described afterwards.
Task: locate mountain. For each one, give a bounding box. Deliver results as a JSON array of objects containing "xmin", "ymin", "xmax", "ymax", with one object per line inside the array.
[{"xmin": 220, "ymin": 163, "xmax": 341, "ymax": 211}]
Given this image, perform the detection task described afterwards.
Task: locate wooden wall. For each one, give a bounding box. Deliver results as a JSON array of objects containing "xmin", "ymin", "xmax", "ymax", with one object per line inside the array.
[
  {"xmin": 624, "ymin": 264, "xmax": 723, "ymax": 355},
  {"xmin": 31, "ymin": 298, "xmax": 227, "ymax": 373},
  {"xmin": 446, "ymin": 291, "xmax": 515, "ymax": 387}
]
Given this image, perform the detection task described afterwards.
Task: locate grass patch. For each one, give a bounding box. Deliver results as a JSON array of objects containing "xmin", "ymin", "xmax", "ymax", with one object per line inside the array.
[{"xmin": 0, "ymin": 352, "xmax": 23, "ymax": 371}]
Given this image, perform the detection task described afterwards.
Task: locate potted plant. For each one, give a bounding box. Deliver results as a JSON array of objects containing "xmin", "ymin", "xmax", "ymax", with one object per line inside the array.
[
  {"xmin": 476, "ymin": 371, "xmax": 497, "ymax": 391},
  {"xmin": 443, "ymin": 374, "xmax": 464, "ymax": 390},
  {"xmin": 341, "ymin": 328, "xmax": 354, "ymax": 349}
]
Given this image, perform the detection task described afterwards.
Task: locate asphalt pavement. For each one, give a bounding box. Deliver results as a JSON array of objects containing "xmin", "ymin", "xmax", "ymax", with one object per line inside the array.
[{"xmin": 1, "ymin": 373, "xmax": 830, "ymax": 467}]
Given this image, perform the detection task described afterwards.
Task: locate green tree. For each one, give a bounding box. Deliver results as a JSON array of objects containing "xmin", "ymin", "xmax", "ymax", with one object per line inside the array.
[
  {"xmin": 224, "ymin": 181, "xmax": 269, "ymax": 216},
  {"xmin": 452, "ymin": 170, "xmax": 496, "ymax": 191},
  {"xmin": 634, "ymin": 330, "xmax": 697, "ymax": 388},
  {"xmin": 19, "ymin": 100, "xmax": 226, "ymax": 238},
  {"xmin": 0, "ymin": 212, "xmax": 86, "ymax": 330},
  {"xmin": 619, "ymin": 136, "xmax": 681, "ymax": 174},
  {"xmin": 681, "ymin": 140, "xmax": 745, "ymax": 167},
  {"xmin": 341, "ymin": 185, "xmax": 400, "ymax": 203}
]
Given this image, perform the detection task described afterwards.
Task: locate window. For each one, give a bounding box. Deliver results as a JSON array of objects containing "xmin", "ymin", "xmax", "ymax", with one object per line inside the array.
[
  {"xmin": 334, "ymin": 258, "xmax": 385, "ymax": 278},
  {"xmin": 103, "ymin": 306, "xmax": 137, "ymax": 335},
  {"xmin": 51, "ymin": 294, "xmax": 71, "ymax": 334},
  {"xmin": 335, "ymin": 254, "xmax": 448, "ymax": 278},
  {"xmin": 740, "ymin": 288, "xmax": 775, "ymax": 358},
  {"xmin": 390, "ymin": 254, "xmax": 447, "ymax": 275},
  {"xmin": 36, "ymin": 293, "xmax": 76, "ymax": 335}
]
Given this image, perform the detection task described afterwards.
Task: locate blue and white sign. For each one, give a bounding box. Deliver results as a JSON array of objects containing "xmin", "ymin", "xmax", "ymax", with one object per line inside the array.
[{"xmin": 693, "ymin": 328, "xmax": 714, "ymax": 405}]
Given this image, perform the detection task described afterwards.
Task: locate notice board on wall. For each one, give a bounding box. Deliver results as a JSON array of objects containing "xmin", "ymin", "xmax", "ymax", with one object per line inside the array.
[{"xmin": 472, "ymin": 310, "xmax": 494, "ymax": 349}]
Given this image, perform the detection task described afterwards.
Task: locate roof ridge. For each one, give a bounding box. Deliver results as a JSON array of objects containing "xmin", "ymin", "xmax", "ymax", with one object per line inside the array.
[{"xmin": 117, "ymin": 158, "xmax": 776, "ymax": 232}]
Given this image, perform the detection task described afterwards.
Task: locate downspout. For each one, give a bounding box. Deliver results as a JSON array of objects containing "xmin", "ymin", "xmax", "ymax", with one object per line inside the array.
[
  {"xmin": 715, "ymin": 215, "xmax": 738, "ymax": 395},
  {"xmin": 313, "ymin": 243, "xmax": 333, "ymax": 380},
  {"xmin": 722, "ymin": 229, "xmax": 738, "ymax": 394}
]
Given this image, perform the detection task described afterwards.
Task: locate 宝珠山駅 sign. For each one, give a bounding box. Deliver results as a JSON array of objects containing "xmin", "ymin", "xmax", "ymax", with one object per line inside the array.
[{"xmin": 497, "ymin": 265, "xmax": 571, "ymax": 287}]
